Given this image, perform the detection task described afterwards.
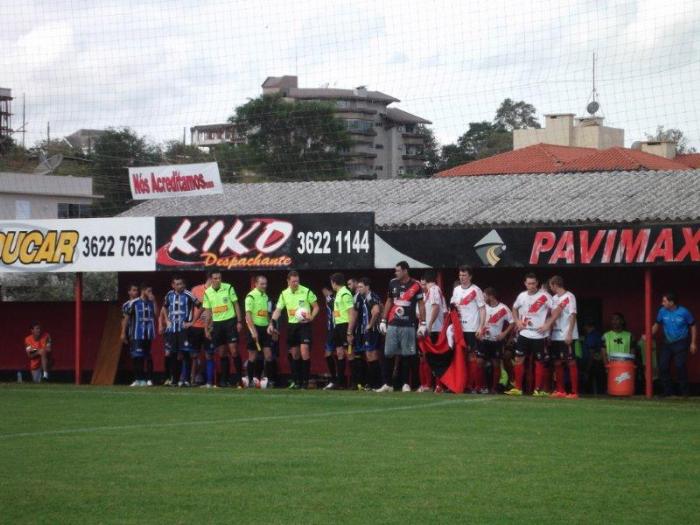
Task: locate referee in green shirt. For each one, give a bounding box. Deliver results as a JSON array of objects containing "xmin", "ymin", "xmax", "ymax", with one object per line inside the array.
[
  {"xmin": 330, "ymin": 272, "xmax": 356, "ymax": 389},
  {"xmin": 203, "ymin": 270, "xmax": 243, "ymax": 387},
  {"xmin": 269, "ymin": 270, "xmax": 319, "ymax": 389},
  {"xmin": 244, "ymin": 275, "xmax": 273, "ymax": 387}
]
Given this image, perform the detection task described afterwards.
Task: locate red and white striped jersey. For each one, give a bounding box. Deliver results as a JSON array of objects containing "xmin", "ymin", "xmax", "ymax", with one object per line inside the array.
[
  {"xmin": 450, "ymin": 284, "xmax": 485, "ymax": 332},
  {"xmin": 513, "ymin": 290, "xmax": 553, "ymax": 340},
  {"xmin": 483, "ymin": 302, "xmax": 513, "ymax": 341},
  {"xmin": 551, "ymin": 291, "xmax": 579, "ymax": 341}
]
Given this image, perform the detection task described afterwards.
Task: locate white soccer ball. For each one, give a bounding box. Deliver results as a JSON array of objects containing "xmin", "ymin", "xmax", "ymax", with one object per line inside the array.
[
  {"xmin": 295, "ymin": 307, "xmax": 309, "ymax": 322},
  {"xmin": 241, "ymin": 376, "xmax": 249, "ymax": 388},
  {"xmin": 260, "ymin": 377, "xmax": 269, "ymax": 389}
]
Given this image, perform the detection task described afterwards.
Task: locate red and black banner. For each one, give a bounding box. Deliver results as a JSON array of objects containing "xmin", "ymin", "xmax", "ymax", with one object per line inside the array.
[
  {"xmin": 155, "ymin": 213, "xmax": 374, "ymax": 271},
  {"xmin": 377, "ymin": 224, "xmax": 700, "ymax": 268}
]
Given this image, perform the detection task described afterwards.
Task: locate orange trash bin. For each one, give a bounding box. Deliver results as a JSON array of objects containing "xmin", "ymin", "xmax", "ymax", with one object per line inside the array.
[{"xmin": 608, "ymin": 353, "xmax": 636, "ymax": 396}]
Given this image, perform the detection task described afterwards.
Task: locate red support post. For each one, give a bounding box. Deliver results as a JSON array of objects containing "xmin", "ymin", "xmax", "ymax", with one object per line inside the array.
[
  {"xmin": 74, "ymin": 272, "xmax": 83, "ymax": 385},
  {"xmin": 644, "ymin": 268, "xmax": 653, "ymax": 399}
]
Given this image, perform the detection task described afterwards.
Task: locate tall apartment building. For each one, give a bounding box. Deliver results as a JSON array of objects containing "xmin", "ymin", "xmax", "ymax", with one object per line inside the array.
[
  {"xmin": 190, "ymin": 77, "xmax": 432, "ymax": 179},
  {"xmin": 262, "ymin": 76, "xmax": 431, "ymax": 178}
]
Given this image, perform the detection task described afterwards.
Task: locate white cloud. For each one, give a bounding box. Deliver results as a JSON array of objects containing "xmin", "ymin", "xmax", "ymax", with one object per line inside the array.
[{"xmin": 1, "ymin": 0, "xmax": 699, "ymax": 149}]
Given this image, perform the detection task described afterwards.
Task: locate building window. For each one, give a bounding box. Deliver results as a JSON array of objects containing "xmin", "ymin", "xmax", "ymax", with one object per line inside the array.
[
  {"xmin": 374, "ymin": 122, "xmax": 382, "ymax": 127},
  {"xmin": 375, "ymin": 165, "xmax": 383, "ymax": 170},
  {"xmin": 375, "ymin": 144, "xmax": 384, "ymax": 149},
  {"xmin": 58, "ymin": 203, "xmax": 92, "ymax": 218},
  {"xmin": 405, "ymin": 124, "xmax": 416, "ymax": 133},
  {"xmin": 345, "ymin": 119, "xmax": 372, "ymax": 132}
]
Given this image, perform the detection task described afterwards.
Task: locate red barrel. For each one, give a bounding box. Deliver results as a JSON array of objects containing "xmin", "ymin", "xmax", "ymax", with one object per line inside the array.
[{"xmin": 608, "ymin": 353, "xmax": 636, "ymax": 396}]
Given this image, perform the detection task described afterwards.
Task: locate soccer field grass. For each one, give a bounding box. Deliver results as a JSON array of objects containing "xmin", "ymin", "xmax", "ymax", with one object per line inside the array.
[{"xmin": 2, "ymin": 385, "xmax": 699, "ymax": 524}]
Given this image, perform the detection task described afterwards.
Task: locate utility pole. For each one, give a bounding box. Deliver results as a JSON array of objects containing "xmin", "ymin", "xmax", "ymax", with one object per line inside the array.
[
  {"xmin": 183, "ymin": 126, "xmax": 186, "ymax": 145},
  {"xmin": 47, "ymin": 121, "xmax": 50, "ymax": 145},
  {"xmin": 21, "ymin": 93, "xmax": 26, "ymax": 148}
]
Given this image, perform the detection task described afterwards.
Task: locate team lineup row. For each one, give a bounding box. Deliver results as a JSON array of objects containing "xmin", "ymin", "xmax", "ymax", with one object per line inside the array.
[{"xmin": 109, "ymin": 261, "xmax": 696, "ymax": 396}]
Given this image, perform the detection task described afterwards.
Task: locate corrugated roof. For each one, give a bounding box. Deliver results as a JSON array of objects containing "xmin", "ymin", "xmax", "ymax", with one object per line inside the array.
[
  {"xmin": 437, "ymin": 144, "xmax": 595, "ymax": 177},
  {"xmin": 120, "ymin": 170, "xmax": 700, "ymax": 229}
]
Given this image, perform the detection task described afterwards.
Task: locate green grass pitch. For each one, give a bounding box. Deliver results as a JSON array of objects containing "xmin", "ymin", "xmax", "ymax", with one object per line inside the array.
[{"xmin": 1, "ymin": 385, "xmax": 699, "ymax": 524}]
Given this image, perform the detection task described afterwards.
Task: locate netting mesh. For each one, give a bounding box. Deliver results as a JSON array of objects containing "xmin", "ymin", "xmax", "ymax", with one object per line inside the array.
[{"xmin": 1, "ymin": 0, "xmax": 699, "ymax": 216}]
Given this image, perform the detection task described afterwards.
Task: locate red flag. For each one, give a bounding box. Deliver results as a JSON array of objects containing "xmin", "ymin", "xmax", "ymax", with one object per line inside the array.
[{"xmin": 418, "ymin": 309, "xmax": 467, "ymax": 393}]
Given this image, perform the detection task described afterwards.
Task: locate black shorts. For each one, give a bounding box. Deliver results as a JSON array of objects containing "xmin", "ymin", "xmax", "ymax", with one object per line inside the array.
[
  {"xmin": 515, "ymin": 335, "xmax": 547, "ymax": 361},
  {"xmin": 211, "ymin": 319, "xmax": 238, "ymax": 348},
  {"xmin": 165, "ymin": 330, "xmax": 190, "ymax": 354},
  {"xmin": 287, "ymin": 323, "xmax": 312, "ymax": 347},
  {"xmin": 477, "ymin": 340, "xmax": 504, "ymax": 360},
  {"xmin": 549, "ymin": 340, "xmax": 575, "ymax": 361},
  {"xmin": 189, "ymin": 327, "xmax": 215, "ymax": 354},
  {"xmin": 333, "ymin": 323, "xmax": 349, "ymax": 348},
  {"xmin": 247, "ymin": 325, "xmax": 272, "ymax": 352},
  {"xmin": 463, "ymin": 331, "xmax": 478, "ymax": 352}
]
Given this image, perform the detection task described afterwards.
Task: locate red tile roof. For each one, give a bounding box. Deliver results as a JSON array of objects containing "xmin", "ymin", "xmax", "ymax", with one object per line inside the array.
[
  {"xmin": 436, "ymin": 143, "xmax": 694, "ymax": 177},
  {"xmin": 560, "ymin": 146, "xmax": 690, "ymax": 172},
  {"xmin": 676, "ymin": 153, "xmax": 700, "ymax": 168},
  {"xmin": 437, "ymin": 144, "xmax": 595, "ymax": 177}
]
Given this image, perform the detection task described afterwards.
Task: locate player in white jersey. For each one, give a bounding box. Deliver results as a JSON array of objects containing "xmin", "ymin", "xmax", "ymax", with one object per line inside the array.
[
  {"xmin": 477, "ymin": 287, "xmax": 514, "ymax": 393},
  {"xmin": 506, "ymin": 273, "xmax": 553, "ymax": 397},
  {"xmin": 542, "ymin": 275, "xmax": 580, "ymax": 399},
  {"xmin": 450, "ymin": 265, "xmax": 486, "ymax": 393},
  {"xmin": 419, "ymin": 270, "xmax": 448, "ymax": 391}
]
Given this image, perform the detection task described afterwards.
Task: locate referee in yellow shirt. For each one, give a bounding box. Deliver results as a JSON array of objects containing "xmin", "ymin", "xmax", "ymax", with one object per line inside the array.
[
  {"xmin": 269, "ymin": 270, "xmax": 319, "ymax": 389},
  {"xmin": 203, "ymin": 270, "xmax": 243, "ymax": 387}
]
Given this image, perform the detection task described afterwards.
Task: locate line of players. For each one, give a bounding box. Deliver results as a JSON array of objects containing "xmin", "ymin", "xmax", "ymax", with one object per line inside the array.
[{"xmin": 121, "ymin": 262, "xmax": 579, "ymax": 397}]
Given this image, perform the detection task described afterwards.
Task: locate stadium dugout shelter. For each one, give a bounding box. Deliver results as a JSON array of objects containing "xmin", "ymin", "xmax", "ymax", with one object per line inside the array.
[{"xmin": 1, "ymin": 169, "xmax": 699, "ymax": 398}]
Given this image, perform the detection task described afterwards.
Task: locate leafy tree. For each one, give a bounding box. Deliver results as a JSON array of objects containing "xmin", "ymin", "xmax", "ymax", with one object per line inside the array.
[
  {"xmin": 91, "ymin": 128, "xmax": 161, "ymax": 216},
  {"xmin": 645, "ymin": 125, "xmax": 697, "ymax": 154},
  {"xmin": 231, "ymin": 94, "xmax": 351, "ymax": 179},
  {"xmin": 162, "ymin": 141, "xmax": 212, "ymax": 163},
  {"xmin": 415, "ymin": 124, "xmax": 440, "ymax": 176},
  {"xmin": 494, "ymin": 98, "xmax": 541, "ymax": 131},
  {"xmin": 0, "ymin": 134, "xmax": 15, "ymax": 155}
]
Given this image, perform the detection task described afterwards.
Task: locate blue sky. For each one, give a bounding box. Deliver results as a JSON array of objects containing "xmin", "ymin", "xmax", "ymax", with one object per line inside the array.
[{"xmin": 2, "ymin": 0, "xmax": 699, "ymax": 149}]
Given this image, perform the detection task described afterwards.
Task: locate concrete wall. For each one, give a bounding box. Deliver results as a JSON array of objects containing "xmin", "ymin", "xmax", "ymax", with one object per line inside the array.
[{"xmin": 0, "ymin": 194, "xmax": 93, "ymax": 219}]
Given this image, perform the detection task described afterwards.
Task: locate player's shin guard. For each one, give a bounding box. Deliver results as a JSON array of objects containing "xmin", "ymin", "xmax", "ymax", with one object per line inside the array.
[
  {"xmin": 400, "ymin": 356, "xmax": 411, "ymax": 387},
  {"xmin": 247, "ymin": 360, "xmax": 255, "ymax": 383},
  {"xmin": 491, "ymin": 364, "xmax": 501, "ymax": 391},
  {"xmin": 554, "ymin": 362, "xmax": 565, "ymax": 393},
  {"xmin": 301, "ymin": 359, "xmax": 310, "ymax": 387},
  {"xmin": 180, "ymin": 354, "xmax": 190, "ymax": 383},
  {"xmin": 233, "ymin": 355, "xmax": 243, "ymax": 384},
  {"xmin": 133, "ymin": 356, "xmax": 144, "ymax": 381},
  {"xmin": 514, "ymin": 362, "xmax": 524, "ymax": 390},
  {"xmin": 350, "ymin": 358, "xmax": 359, "ymax": 387},
  {"xmin": 419, "ymin": 357, "xmax": 432, "ymax": 388},
  {"xmin": 326, "ymin": 355, "xmax": 337, "ymax": 383},
  {"xmin": 568, "ymin": 361, "xmax": 579, "ymax": 395},
  {"xmin": 293, "ymin": 358, "xmax": 303, "ymax": 385},
  {"xmin": 170, "ymin": 355, "xmax": 179, "ymax": 383},
  {"xmin": 534, "ymin": 360, "xmax": 546, "ymax": 391},
  {"xmin": 146, "ymin": 358, "xmax": 153, "ymax": 381},
  {"xmin": 337, "ymin": 358, "xmax": 346, "ymax": 388},
  {"xmin": 368, "ymin": 360, "xmax": 381, "ymax": 389},
  {"xmin": 206, "ymin": 359, "xmax": 215, "ymax": 385},
  {"xmin": 219, "ymin": 357, "xmax": 229, "ymax": 385},
  {"xmin": 468, "ymin": 359, "xmax": 478, "ymax": 390}
]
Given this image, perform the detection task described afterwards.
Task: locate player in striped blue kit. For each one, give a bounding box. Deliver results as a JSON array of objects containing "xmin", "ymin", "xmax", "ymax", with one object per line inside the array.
[
  {"xmin": 159, "ymin": 276, "xmax": 201, "ymax": 387},
  {"xmin": 123, "ymin": 284, "xmax": 157, "ymax": 387}
]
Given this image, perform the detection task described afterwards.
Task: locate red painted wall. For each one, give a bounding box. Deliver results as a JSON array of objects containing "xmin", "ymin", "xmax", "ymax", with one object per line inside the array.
[{"xmin": 2, "ymin": 266, "xmax": 698, "ymax": 381}]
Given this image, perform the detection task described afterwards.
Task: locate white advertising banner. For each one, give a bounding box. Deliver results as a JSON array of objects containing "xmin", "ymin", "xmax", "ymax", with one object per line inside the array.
[
  {"xmin": 128, "ymin": 162, "xmax": 223, "ymax": 200},
  {"xmin": 0, "ymin": 217, "xmax": 156, "ymax": 272}
]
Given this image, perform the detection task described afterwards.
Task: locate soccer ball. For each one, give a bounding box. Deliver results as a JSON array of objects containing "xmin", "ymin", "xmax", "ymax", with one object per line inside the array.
[
  {"xmin": 260, "ymin": 377, "xmax": 269, "ymax": 389},
  {"xmin": 253, "ymin": 377, "xmax": 261, "ymax": 389},
  {"xmin": 241, "ymin": 376, "xmax": 249, "ymax": 388},
  {"xmin": 295, "ymin": 307, "xmax": 309, "ymax": 322}
]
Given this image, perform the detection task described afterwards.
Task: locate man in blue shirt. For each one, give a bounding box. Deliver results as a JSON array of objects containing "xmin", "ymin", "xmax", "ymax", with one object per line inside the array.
[
  {"xmin": 652, "ymin": 291, "xmax": 697, "ymax": 397},
  {"xmin": 123, "ymin": 284, "xmax": 157, "ymax": 387}
]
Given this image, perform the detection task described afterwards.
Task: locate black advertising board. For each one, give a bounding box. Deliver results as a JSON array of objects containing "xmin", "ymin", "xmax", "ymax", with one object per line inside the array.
[
  {"xmin": 155, "ymin": 213, "xmax": 374, "ymax": 271},
  {"xmin": 377, "ymin": 224, "xmax": 700, "ymax": 268}
]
